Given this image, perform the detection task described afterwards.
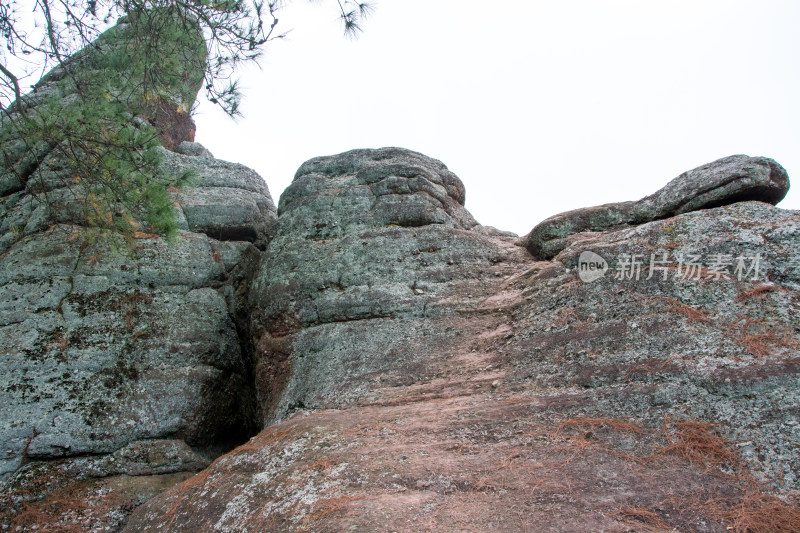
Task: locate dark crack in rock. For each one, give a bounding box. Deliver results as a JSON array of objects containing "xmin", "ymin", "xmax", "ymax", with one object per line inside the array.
[{"xmin": 0, "ymin": 12, "xmax": 275, "ymax": 531}]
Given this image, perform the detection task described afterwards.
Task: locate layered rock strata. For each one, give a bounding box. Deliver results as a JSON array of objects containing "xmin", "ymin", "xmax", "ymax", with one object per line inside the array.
[
  {"xmin": 522, "ymin": 154, "xmax": 790, "ymax": 259},
  {"xmin": 125, "ymin": 150, "xmax": 800, "ymax": 532},
  {"xmin": 0, "ymin": 13, "xmax": 275, "ymax": 532}
]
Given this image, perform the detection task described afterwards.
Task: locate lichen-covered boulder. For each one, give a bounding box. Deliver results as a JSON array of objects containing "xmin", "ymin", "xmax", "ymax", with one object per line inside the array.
[
  {"xmin": 0, "ymin": 12, "xmax": 276, "ymax": 531},
  {"xmin": 125, "ymin": 183, "xmax": 800, "ymax": 533},
  {"xmin": 522, "ymin": 154, "xmax": 789, "ymax": 259},
  {"xmin": 0, "ymin": 168, "xmax": 275, "ymax": 530},
  {"xmin": 247, "ymin": 147, "xmax": 529, "ymax": 424}
]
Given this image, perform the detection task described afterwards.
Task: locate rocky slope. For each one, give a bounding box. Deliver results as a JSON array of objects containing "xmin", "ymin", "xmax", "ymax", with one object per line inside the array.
[
  {"xmin": 0, "ymin": 13, "xmax": 275, "ymax": 532},
  {"xmin": 2, "ymin": 16, "xmax": 800, "ymax": 533},
  {"xmin": 122, "ymin": 153, "xmax": 800, "ymax": 532}
]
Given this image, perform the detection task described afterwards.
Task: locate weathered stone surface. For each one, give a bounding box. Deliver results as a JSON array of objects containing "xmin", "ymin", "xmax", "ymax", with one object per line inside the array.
[
  {"xmin": 175, "ymin": 140, "xmax": 214, "ymax": 158},
  {"xmin": 0, "ymin": 192, "xmax": 273, "ymax": 525},
  {"xmin": 4, "ymin": 26, "xmax": 800, "ymax": 529},
  {"xmin": 0, "ymin": 144, "xmax": 276, "ymax": 515},
  {"xmin": 126, "ymin": 156, "xmax": 800, "ymax": 532},
  {"xmin": 247, "ymin": 147, "xmax": 525, "ymax": 424},
  {"xmin": 0, "ymin": 215, "xmax": 273, "ymax": 478},
  {"xmin": 523, "ymin": 154, "xmax": 790, "ymax": 259},
  {"xmin": 0, "ymin": 14, "xmax": 276, "ymax": 530},
  {"xmin": 178, "ymin": 187, "xmax": 269, "ymax": 242}
]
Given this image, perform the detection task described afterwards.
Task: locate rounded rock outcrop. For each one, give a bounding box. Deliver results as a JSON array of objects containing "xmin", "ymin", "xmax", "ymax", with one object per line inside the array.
[
  {"xmin": 0, "ymin": 12, "xmax": 276, "ymax": 530},
  {"xmin": 247, "ymin": 147, "xmax": 528, "ymax": 424},
  {"xmin": 522, "ymin": 154, "xmax": 790, "ymax": 260}
]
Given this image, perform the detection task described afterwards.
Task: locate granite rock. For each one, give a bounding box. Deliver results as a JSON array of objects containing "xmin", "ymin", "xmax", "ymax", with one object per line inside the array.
[
  {"xmin": 0, "ymin": 13, "xmax": 276, "ymax": 530},
  {"xmin": 247, "ymin": 147, "xmax": 526, "ymax": 424},
  {"xmin": 3, "ymin": 24, "xmax": 800, "ymax": 529},
  {"xmin": 125, "ymin": 194, "xmax": 800, "ymax": 533},
  {"xmin": 522, "ymin": 154, "xmax": 790, "ymax": 259}
]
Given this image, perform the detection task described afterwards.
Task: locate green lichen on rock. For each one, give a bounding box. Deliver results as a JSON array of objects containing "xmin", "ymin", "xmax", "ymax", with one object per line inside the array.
[
  {"xmin": 0, "ymin": 11, "xmax": 279, "ymax": 530},
  {"xmin": 0, "ymin": 6, "xmax": 207, "ymax": 240}
]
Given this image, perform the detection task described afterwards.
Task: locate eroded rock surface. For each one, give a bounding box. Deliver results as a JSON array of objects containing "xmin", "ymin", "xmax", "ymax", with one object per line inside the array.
[
  {"xmin": 126, "ymin": 153, "xmax": 800, "ymax": 532},
  {"xmin": 2, "ymin": 20, "xmax": 799, "ymax": 530},
  {"xmin": 0, "ymin": 13, "xmax": 275, "ymax": 531},
  {"xmin": 522, "ymin": 154, "xmax": 790, "ymax": 259},
  {"xmin": 247, "ymin": 147, "xmax": 526, "ymax": 424},
  {"xmin": 0, "ymin": 159, "xmax": 274, "ymax": 529}
]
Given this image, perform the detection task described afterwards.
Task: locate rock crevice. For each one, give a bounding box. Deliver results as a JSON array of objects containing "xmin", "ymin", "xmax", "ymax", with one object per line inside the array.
[
  {"xmin": 2, "ymin": 18, "xmax": 800, "ymax": 531},
  {"xmin": 0, "ymin": 14, "xmax": 276, "ymax": 529}
]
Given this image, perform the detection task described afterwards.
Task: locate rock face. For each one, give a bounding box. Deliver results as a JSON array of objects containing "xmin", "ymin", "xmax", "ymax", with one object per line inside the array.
[
  {"xmin": 2, "ymin": 20, "xmax": 800, "ymax": 532},
  {"xmin": 246, "ymin": 147, "xmax": 527, "ymax": 424},
  {"xmin": 123, "ymin": 150, "xmax": 800, "ymax": 532},
  {"xmin": 0, "ymin": 149, "xmax": 275, "ymax": 528},
  {"xmin": 522, "ymin": 154, "xmax": 790, "ymax": 259},
  {"xmin": 0, "ymin": 13, "xmax": 275, "ymax": 532}
]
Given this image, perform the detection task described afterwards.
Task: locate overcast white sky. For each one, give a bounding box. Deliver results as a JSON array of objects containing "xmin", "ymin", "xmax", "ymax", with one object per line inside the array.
[{"xmin": 193, "ymin": 0, "xmax": 800, "ymax": 236}]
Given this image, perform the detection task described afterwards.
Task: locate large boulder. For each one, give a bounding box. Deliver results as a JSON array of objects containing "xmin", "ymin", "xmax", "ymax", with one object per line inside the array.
[
  {"xmin": 247, "ymin": 147, "xmax": 528, "ymax": 424},
  {"xmin": 0, "ymin": 162, "xmax": 275, "ymax": 531},
  {"xmin": 127, "ymin": 152, "xmax": 800, "ymax": 533},
  {"xmin": 0, "ymin": 12, "xmax": 276, "ymax": 531},
  {"xmin": 522, "ymin": 154, "xmax": 790, "ymax": 259}
]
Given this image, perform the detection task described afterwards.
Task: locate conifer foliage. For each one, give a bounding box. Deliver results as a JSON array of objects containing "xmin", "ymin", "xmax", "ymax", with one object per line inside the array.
[{"xmin": 0, "ymin": 1, "xmax": 372, "ymax": 239}]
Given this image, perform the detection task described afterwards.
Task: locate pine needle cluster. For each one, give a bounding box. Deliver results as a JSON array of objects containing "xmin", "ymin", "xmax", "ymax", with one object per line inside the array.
[{"xmin": 0, "ymin": 1, "xmax": 373, "ymax": 240}]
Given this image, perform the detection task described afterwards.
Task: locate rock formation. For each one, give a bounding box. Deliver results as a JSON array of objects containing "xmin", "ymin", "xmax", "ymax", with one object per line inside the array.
[
  {"xmin": 246, "ymin": 147, "xmax": 526, "ymax": 425},
  {"xmin": 521, "ymin": 154, "xmax": 790, "ymax": 260},
  {"xmin": 2, "ymin": 16, "xmax": 800, "ymax": 533},
  {"xmin": 119, "ymin": 154, "xmax": 800, "ymax": 532},
  {"xmin": 0, "ymin": 12, "xmax": 275, "ymax": 531}
]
